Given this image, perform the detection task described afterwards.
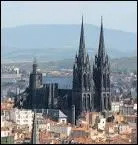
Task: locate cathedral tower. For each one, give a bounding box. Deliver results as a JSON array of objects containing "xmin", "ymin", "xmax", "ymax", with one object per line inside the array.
[
  {"xmin": 72, "ymin": 16, "xmax": 93, "ymax": 119},
  {"xmin": 29, "ymin": 58, "xmax": 42, "ymax": 108},
  {"xmin": 29, "ymin": 58, "xmax": 42, "ymax": 89},
  {"xmin": 93, "ymin": 17, "xmax": 111, "ymax": 112}
]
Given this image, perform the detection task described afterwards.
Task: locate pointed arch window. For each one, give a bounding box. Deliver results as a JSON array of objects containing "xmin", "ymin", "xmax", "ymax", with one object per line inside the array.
[
  {"xmin": 83, "ymin": 94, "xmax": 87, "ymax": 111},
  {"xmin": 87, "ymin": 94, "xmax": 90, "ymax": 110},
  {"xmin": 83, "ymin": 73, "xmax": 87, "ymax": 89},
  {"xmin": 104, "ymin": 95, "xmax": 106, "ymax": 110}
]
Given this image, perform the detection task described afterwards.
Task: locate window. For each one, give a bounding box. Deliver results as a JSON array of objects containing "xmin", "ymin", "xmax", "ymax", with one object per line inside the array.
[
  {"xmin": 87, "ymin": 94, "xmax": 90, "ymax": 109},
  {"xmin": 62, "ymin": 120, "xmax": 65, "ymax": 123}
]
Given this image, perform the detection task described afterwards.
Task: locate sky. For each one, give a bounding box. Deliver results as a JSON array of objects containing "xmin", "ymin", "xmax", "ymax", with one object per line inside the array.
[{"xmin": 1, "ymin": 1, "xmax": 137, "ymax": 33}]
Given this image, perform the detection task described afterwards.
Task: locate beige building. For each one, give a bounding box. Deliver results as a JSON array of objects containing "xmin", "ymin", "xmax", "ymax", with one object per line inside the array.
[
  {"xmin": 119, "ymin": 123, "xmax": 131, "ymax": 134},
  {"xmin": 47, "ymin": 123, "xmax": 72, "ymax": 138}
]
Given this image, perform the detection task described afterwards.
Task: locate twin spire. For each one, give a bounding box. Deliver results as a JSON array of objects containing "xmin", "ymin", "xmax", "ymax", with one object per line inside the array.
[
  {"xmin": 32, "ymin": 16, "xmax": 105, "ymax": 67},
  {"xmin": 78, "ymin": 16, "xmax": 86, "ymax": 63},
  {"xmin": 78, "ymin": 16, "xmax": 105, "ymax": 63},
  {"xmin": 98, "ymin": 16, "xmax": 105, "ymax": 58}
]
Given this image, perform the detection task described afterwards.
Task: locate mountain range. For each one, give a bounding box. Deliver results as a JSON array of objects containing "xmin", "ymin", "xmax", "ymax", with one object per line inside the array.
[{"xmin": 1, "ymin": 24, "xmax": 137, "ymax": 62}]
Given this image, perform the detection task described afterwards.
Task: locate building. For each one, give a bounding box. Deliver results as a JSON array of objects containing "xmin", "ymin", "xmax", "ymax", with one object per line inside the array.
[
  {"xmin": 1, "ymin": 115, "xmax": 5, "ymax": 127},
  {"xmin": 10, "ymin": 108, "xmax": 34, "ymax": 131},
  {"xmin": 123, "ymin": 115, "xmax": 137, "ymax": 123},
  {"xmin": 133, "ymin": 103, "xmax": 137, "ymax": 110},
  {"xmin": 111, "ymin": 102, "xmax": 120, "ymax": 113},
  {"xmin": 98, "ymin": 118, "xmax": 106, "ymax": 131},
  {"xmin": 14, "ymin": 17, "xmax": 111, "ymax": 122},
  {"xmin": 49, "ymin": 124, "xmax": 72, "ymax": 138},
  {"xmin": 120, "ymin": 104, "xmax": 134, "ymax": 115},
  {"xmin": 70, "ymin": 127, "xmax": 89, "ymax": 138}
]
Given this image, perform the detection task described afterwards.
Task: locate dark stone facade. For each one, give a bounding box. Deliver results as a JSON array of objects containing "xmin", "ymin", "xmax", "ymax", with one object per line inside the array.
[
  {"xmin": 93, "ymin": 17, "xmax": 111, "ymax": 112},
  {"xmin": 72, "ymin": 17, "xmax": 93, "ymax": 119},
  {"xmin": 14, "ymin": 17, "xmax": 111, "ymax": 121}
]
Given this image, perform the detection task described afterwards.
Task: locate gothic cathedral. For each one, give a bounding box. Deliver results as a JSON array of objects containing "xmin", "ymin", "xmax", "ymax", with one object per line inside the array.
[{"xmin": 15, "ymin": 17, "xmax": 111, "ymax": 121}]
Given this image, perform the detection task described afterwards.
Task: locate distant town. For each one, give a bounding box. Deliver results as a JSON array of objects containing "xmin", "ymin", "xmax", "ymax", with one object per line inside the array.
[{"xmin": 1, "ymin": 63, "xmax": 137, "ymax": 144}]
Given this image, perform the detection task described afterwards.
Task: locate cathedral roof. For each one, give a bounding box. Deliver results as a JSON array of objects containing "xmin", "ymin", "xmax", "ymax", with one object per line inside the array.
[
  {"xmin": 36, "ymin": 109, "xmax": 67, "ymax": 119},
  {"xmin": 58, "ymin": 110, "xmax": 67, "ymax": 118},
  {"xmin": 43, "ymin": 77, "xmax": 72, "ymax": 89}
]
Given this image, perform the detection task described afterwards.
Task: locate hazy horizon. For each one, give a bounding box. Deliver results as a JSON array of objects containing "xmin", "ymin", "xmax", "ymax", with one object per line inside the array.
[{"xmin": 1, "ymin": 1, "xmax": 137, "ymax": 33}]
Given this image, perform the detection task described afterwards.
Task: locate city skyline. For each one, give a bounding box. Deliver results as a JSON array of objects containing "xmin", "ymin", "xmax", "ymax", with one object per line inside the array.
[
  {"xmin": 1, "ymin": 1, "xmax": 137, "ymax": 33},
  {"xmin": 1, "ymin": 1, "xmax": 137, "ymax": 144}
]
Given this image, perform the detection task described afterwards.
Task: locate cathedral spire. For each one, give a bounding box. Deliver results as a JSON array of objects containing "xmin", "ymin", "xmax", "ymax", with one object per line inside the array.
[
  {"xmin": 78, "ymin": 15, "xmax": 86, "ymax": 63},
  {"xmin": 98, "ymin": 16, "xmax": 105, "ymax": 58}
]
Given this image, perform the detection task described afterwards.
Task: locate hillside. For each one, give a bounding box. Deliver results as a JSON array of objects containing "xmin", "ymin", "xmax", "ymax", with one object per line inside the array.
[
  {"xmin": 2, "ymin": 57, "xmax": 137, "ymax": 72},
  {"xmin": 1, "ymin": 24, "xmax": 136, "ymax": 62}
]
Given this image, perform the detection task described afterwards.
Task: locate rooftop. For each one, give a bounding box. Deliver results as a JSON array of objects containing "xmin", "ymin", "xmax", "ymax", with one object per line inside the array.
[{"xmin": 36, "ymin": 109, "xmax": 67, "ymax": 119}]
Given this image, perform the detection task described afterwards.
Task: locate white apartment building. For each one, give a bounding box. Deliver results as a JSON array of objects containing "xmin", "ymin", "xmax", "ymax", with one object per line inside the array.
[
  {"xmin": 1, "ymin": 129, "xmax": 11, "ymax": 137},
  {"xmin": 98, "ymin": 118, "xmax": 106, "ymax": 131},
  {"xmin": 111, "ymin": 102, "xmax": 120, "ymax": 113},
  {"xmin": 1, "ymin": 115, "xmax": 5, "ymax": 127},
  {"xmin": 133, "ymin": 104, "xmax": 137, "ymax": 110},
  {"xmin": 10, "ymin": 108, "xmax": 34, "ymax": 131}
]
